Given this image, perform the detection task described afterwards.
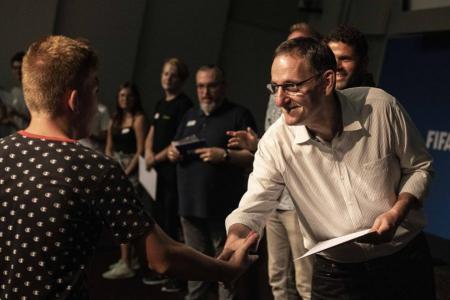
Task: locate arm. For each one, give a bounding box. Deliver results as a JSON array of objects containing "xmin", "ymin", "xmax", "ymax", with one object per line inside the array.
[
  {"xmin": 364, "ymin": 99, "xmax": 433, "ymax": 244},
  {"xmin": 220, "ymin": 133, "xmax": 285, "ymax": 259},
  {"xmin": 393, "ymin": 99, "xmax": 433, "ymax": 204},
  {"xmin": 124, "ymin": 115, "xmax": 147, "ymax": 176},
  {"xmin": 105, "ymin": 121, "xmax": 114, "ymax": 156},
  {"xmin": 167, "ymin": 143, "xmax": 183, "ymax": 162},
  {"xmin": 144, "ymin": 125, "xmax": 155, "ymax": 169},
  {"xmin": 145, "ymin": 223, "xmax": 258, "ymax": 282},
  {"xmin": 194, "ymin": 147, "xmax": 254, "ymax": 168},
  {"xmin": 217, "ymin": 223, "xmax": 253, "ymax": 262},
  {"xmin": 153, "ymin": 146, "xmax": 170, "ymax": 164},
  {"xmin": 98, "ymin": 163, "xmax": 257, "ymax": 283},
  {"xmin": 364, "ymin": 192, "xmax": 419, "ymax": 244},
  {"xmin": 226, "ymin": 127, "xmax": 259, "ymax": 153}
]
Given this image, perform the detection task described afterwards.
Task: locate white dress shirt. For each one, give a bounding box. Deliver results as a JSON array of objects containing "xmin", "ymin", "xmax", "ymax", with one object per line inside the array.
[
  {"xmin": 265, "ymin": 94, "xmax": 295, "ymax": 211},
  {"xmin": 226, "ymin": 87, "xmax": 433, "ymax": 262}
]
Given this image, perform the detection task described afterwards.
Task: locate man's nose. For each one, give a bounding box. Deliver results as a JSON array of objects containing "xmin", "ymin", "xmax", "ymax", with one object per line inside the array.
[
  {"xmin": 204, "ymin": 87, "xmax": 212, "ymax": 97},
  {"xmin": 274, "ymin": 89, "xmax": 289, "ymax": 107}
]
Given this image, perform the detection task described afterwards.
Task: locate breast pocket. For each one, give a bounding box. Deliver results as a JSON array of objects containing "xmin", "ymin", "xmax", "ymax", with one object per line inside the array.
[{"xmin": 359, "ymin": 154, "xmax": 399, "ymax": 202}]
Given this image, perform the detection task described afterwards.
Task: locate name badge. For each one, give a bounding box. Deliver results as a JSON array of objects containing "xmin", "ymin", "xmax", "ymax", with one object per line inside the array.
[
  {"xmin": 154, "ymin": 113, "xmax": 160, "ymax": 120},
  {"xmin": 121, "ymin": 128, "xmax": 130, "ymax": 134},
  {"xmin": 187, "ymin": 120, "xmax": 196, "ymax": 127}
]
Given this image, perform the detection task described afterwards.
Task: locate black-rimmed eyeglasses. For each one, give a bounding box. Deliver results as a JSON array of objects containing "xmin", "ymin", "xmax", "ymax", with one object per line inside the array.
[{"xmin": 266, "ymin": 73, "xmax": 321, "ymax": 95}]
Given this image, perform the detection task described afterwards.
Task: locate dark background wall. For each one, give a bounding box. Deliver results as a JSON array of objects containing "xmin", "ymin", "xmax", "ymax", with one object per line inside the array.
[
  {"xmin": 1, "ymin": 0, "xmax": 449, "ymax": 129},
  {"xmin": 1, "ymin": 0, "xmax": 450, "ymax": 262}
]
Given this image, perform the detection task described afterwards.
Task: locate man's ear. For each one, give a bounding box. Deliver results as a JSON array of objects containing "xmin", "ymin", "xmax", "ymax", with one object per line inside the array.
[
  {"xmin": 66, "ymin": 90, "xmax": 79, "ymax": 114},
  {"xmin": 323, "ymin": 70, "xmax": 335, "ymax": 96}
]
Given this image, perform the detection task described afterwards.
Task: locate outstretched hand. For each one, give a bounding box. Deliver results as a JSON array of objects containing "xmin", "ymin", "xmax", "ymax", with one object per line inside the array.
[
  {"xmin": 228, "ymin": 231, "xmax": 259, "ymax": 269},
  {"xmin": 220, "ymin": 231, "xmax": 259, "ymax": 287},
  {"xmin": 226, "ymin": 127, "xmax": 258, "ymax": 152}
]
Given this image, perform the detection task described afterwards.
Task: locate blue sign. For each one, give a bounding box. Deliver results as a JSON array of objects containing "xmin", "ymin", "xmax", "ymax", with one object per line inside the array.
[{"xmin": 379, "ymin": 32, "xmax": 450, "ymax": 239}]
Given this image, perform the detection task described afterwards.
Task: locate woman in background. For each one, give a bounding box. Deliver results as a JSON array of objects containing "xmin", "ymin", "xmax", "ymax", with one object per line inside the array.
[
  {"xmin": 143, "ymin": 58, "xmax": 193, "ymax": 291},
  {"xmin": 102, "ymin": 82, "xmax": 148, "ymax": 279}
]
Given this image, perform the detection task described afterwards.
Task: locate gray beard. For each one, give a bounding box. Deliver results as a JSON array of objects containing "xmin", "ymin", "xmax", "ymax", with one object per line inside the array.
[{"xmin": 200, "ymin": 102, "xmax": 216, "ymax": 116}]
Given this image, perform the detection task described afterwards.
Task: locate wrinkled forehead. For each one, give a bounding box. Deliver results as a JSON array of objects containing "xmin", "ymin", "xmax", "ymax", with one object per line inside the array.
[
  {"xmin": 271, "ymin": 54, "xmax": 313, "ymax": 78},
  {"xmin": 196, "ymin": 69, "xmax": 220, "ymax": 83}
]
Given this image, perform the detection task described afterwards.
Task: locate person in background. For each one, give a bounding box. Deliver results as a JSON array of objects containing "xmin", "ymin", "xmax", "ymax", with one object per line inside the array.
[
  {"xmin": 102, "ymin": 82, "xmax": 148, "ymax": 279},
  {"xmin": 0, "ymin": 34, "xmax": 258, "ymax": 300},
  {"xmin": 7, "ymin": 51, "xmax": 30, "ymax": 129},
  {"xmin": 168, "ymin": 65, "xmax": 257, "ymax": 300},
  {"xmin": 0, "ymin": 97, "xmax": 17, "ymax": 138},
  {"xmin": 78, "ymin": 99, "xmax": 110, "ymax": 152},
  {"xmin": 324, "ymin": 25, "xmax": 375, "ymax": 90},
  {"xmin": 227, "ymin": 22, "xmax": 321, "ymax": 300},
  {"xmin": 222, "ymin": 37, "xmax": 434, "ymax": 300},
  {"xmin": 142, "ymin": 58, "xmax": 193, "ymax": 292}
]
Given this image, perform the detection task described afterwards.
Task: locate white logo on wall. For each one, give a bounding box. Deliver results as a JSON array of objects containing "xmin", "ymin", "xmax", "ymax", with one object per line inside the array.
[{"xmin": 426, "ymin": 130, "xmax": 450, "ymax": 151}]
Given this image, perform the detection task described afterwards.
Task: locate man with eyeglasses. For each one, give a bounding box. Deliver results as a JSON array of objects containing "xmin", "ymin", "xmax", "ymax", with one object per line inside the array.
[
  {"xmin": 227, "ymin": 23, "xmax": 321, "ymax": 300},
  {"xmin": 221, "ymin": 38, "xmax": 435, "ymax": 299},
  {"xmin": 167, "ymin": 65, "xmax": 257, "ymax": 300}
]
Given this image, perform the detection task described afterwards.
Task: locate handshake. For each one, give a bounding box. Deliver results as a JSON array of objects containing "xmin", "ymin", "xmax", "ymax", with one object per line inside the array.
[{"xmin": 216, "ymin": 225, "xmax": 259, "ymax": 286}]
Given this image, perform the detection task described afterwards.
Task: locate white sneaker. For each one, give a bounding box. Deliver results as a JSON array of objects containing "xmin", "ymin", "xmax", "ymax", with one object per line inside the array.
[
  {"xmin": 102, "ymin": 260, "xmax": 135, "ymax": 279},
  {"xmin": 108, "ymin": 258, "xmax": 140, "ymax": 270},
  {"xmin": 108, "ymin": 259, "xmax": 122, "ymax": 270}
]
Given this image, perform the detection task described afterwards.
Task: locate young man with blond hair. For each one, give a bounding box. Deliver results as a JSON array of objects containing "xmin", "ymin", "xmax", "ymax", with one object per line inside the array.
[{"xmin": 0, "ymin": 35, "xmax": 257, "ymax": 300}]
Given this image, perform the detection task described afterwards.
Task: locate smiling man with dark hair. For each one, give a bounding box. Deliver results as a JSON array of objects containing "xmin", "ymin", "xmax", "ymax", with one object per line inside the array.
[
  {"xmin": 324, "ymin": 25, "xmax": 375, "ymax": 90},
  {"xmin": 222, "ymin": 37, "xmax": 435, "ymax": 300}
]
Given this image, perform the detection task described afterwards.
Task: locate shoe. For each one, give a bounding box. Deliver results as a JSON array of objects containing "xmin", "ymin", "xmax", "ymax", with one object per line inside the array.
[
  {"xmin": 142, "ymin": 273, "xmax": 169, "ymax": 285},
  {"xmin": 109, "ymin": 258, "xmax": 140, "ymax": 270},
  {"xmin": 161, "ymin": 280, "xmax": 183, "ymax": 293},
  {"xmin": 102, "ymin": 260, "xmax": 135, "ymax": 279}
]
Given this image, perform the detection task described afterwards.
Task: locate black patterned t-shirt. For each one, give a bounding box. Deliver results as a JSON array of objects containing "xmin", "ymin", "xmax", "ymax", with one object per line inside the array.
[{"xmin": 0, "ymin": 131, "xmax": 154, "ymax": 299}]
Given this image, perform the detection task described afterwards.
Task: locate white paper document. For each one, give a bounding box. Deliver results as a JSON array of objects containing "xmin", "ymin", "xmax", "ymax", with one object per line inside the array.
[
  {"xmin": 296, "ymin": 228, "xmax": 375, "ymax": 260},
  {"xmin": 138, "ymin": 156, "xmax": 157, "ymax": 200}
]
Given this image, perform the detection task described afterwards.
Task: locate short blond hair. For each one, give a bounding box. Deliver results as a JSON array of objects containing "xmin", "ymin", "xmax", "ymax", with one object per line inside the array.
[
  {"xmin": 22, "ymin": 35, "xmax": 98, "ymax": 116},
  {"xmin": 164, "ymin": 57, "xmax": 189, "ymax": 82}
]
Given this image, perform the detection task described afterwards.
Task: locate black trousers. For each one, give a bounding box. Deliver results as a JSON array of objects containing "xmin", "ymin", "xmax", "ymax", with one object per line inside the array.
[
  {"xmin": 153, "ymin": 163, "xmax": 180, "ymax": 240},
  {"xmin": 311, "ymin": 233, "xmax": 435, "ymax": 300}
]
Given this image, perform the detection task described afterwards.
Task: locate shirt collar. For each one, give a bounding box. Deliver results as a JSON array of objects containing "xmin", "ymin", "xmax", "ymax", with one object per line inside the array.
[
  {"xmin": 291, "ymin": 90, "xmax": 363, "ymax": 144},
  {"xmin": 337, "ymin": 90, "xmax": 363, "ymax": 132}
]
